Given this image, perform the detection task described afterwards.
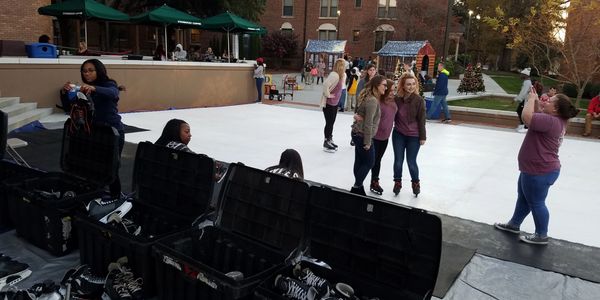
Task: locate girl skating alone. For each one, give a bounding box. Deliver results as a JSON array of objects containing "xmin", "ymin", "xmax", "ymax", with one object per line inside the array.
[{"xmin": 320, "ymin": 59, "xmax": 347, "ymax": 152}]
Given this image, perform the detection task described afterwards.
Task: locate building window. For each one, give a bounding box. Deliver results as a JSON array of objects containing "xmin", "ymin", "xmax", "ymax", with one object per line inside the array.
[
  {"xmin": 280, "ymin": 22, "xmax": 294, "ymax": 34},
  {"xmin": 283, "ymin": 0, "xmax": 293, "ymax": 16},
  {"xmin": 374, "ymin": 24, "xmax": 394, "ymax": 51},
  {"xmin": 374, "ymin": 31, "xmax": 388, "ymax": 51},
  {"xmin": 353, "ymin": 30, "xmax": 360, "ymax": 42},
  {"xmin": 318, "ymin": 23, "xmax": 337, "ymax": 40},
  {"xmin": 377, "ymin": 0, "xmax": 397, "ymax": 19},
  {"xmin": 320, "ymin": 0, "xmax": 338, "ymax": 18},
  {"xmin": 355, "ymin": 0, "xmax": 362, "ymax": 7},
  {"xmin": 319, "ymin": 30, "xmax": 337, "ymax": 40}
]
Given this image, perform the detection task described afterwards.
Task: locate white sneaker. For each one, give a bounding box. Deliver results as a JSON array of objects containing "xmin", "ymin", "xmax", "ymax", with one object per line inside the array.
[{"xmin": 515, "ymin": 125, "xmax": 528, "ymax": 133}]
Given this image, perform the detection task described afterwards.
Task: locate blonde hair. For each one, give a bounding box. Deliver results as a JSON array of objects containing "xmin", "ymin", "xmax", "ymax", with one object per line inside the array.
[
  {"xmin": 397, "ymin": 73, "xmax": 420, "ymax": 98},
  {"xmin": 333, "ymin": 58, "xmax": 345, "ymax": 79}
]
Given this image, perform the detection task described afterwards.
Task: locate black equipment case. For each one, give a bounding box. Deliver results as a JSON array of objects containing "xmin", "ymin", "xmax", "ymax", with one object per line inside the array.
[
  {"xmin": 0, "ymin": 160, "xmax": 45, "ymax": 228},
  {"xmin": 152, "ymin": 163, "xmax": 310, "ymax": 300},
  {"xmin": 254, "ymin": 185, "xmax": 443, "ymax": 300},
  {"xmin": 10, "ymin": 121, "xmax": 119, "ymax": 256},
  {"xmin": 74, "ymin": 141, "xmax": 215, "ymax": 297}
]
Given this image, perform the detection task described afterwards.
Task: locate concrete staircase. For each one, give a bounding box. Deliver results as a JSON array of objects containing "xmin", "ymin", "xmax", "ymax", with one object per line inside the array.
[{"xmin": 0, "ymin": 96, "xmax": 53, "ymax": 132}]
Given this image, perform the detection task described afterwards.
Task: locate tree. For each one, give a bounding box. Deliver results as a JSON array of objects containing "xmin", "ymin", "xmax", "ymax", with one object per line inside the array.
[
  {"xmin": 455, "ymin": 0, "xmax": 539, "ymax": 71},
  {"xmin": 457, "ymin": 64, "xmax": 485, "ymax": 94},
  {"xmin": 261, "ymin": 32, "xmax": 299, "ymax": 69},
  {"xmin": 486, "ymin": 0, "xmax": 600, "ymax": 105}
]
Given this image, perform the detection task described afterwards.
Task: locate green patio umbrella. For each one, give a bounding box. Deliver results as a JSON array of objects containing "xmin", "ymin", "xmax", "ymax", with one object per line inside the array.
[
  {"xmin": 131, "ymin": 4, "xmax": 202, "ymax": 52},
  {"xmin": 38, "ymin": 0, "xmax": 130, "ymax": 45},
  {"xmin": 200, "ymin": 12, "xmax": 266, "ymax": 62}
]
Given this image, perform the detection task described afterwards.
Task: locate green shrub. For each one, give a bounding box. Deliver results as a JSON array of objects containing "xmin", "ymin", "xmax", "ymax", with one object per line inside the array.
[
  {"xmin": 584, "ymin": 83, "xmax": 600, "ymax": 98},
  {"xmin": 442, "ymin": 59, "xmax": 457, "ymax": 76},
  {"xmin": 562, "ymin": 83, "xmax": 578, "ymax": 98}
]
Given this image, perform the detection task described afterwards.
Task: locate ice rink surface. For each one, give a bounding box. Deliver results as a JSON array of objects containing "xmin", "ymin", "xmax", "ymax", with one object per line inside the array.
[{"xmin": 120, "ymin": 103, "xmax": 600, "ymax": 248}]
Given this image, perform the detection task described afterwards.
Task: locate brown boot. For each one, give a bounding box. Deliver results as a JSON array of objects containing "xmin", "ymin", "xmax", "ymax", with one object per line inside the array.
[
  {"xmin": 583, "ymin": 114, "xmax": 593, "ymax": 136},
  {"xmin": 411, "ymin": 180, "xmax": 421, "ymax": 197},
  {"xmin": 393, "ymin": 180, "xmax": 402, "ymax": 196},
  {"xmin": 370, "ymin": 180, "xmax": 383, "ymax": 195}
]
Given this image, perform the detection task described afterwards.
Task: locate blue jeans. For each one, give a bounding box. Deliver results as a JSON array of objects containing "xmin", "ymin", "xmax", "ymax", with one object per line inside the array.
[
  {"xmin": 255, "ymin": 77, "xmax": 264, "ymax": 102},
  {"xmin": 428, "ymin": 94, "xmax": 451, "ymax": 119},
  {"xmin": 392, "ymin": 130, "xmax": 421, "ymax": 181},
  {"xmin": 338, "ymin": 89, "xmax": 347, "ymax": 111},
  {"xmin": 352, "ymin": 133, "xmax": 375, "ymax": 187},
  {"xmin": 508, "ymin": 170, "xmax": 560, "ymax": 236}
]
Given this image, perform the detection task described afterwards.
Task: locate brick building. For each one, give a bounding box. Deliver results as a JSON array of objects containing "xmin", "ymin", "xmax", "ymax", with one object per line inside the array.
[
  {"xmin": 0, "ymin": 0, "xmax": 53, "ymax": 43},
  {"xmin": 259, "ymin": 0, "xmax": 450, "ymax": 67}
]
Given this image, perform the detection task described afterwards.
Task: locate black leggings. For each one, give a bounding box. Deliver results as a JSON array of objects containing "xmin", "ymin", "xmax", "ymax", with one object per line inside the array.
[
  {"xmin": 371, "ymin": 138, "xmax": 389, "ymax": 181},
  {"xmin": 109, "ymin": 129, "xmax": 125, "ymax": 198},
  {"xmin": 322, "ymin": 104, "xmax": 338, "ymax": 140},
  {"xmin": 516, "ymin": 101, "xmax": 525, "ymax": 125}
]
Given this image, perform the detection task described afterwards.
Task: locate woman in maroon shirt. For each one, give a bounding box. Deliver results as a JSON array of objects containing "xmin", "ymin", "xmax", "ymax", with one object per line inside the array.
[
  {"xmin": 391, "ymin": 74, "xmax": 427, "ymax": 197},
  {"xmin": 369, "ymin": 79, "xmax": 398, "ymax": 195},
  {"xmin": 495, "ymin": 88, "xmax": 578, "ymax": 245}
]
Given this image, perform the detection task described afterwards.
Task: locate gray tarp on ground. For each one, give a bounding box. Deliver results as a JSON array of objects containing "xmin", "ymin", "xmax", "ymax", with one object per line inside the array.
[
  {"xmin": 434, "ymin": 254, "xmax": 600, "ymax": 300},
  {"xmin": 0, "ymin": 230, "xmax": 79, "ymax": 288}
]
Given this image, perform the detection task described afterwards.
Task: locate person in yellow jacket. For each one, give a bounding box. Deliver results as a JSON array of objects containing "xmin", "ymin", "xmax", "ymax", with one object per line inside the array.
[{"xmin": 347, "ymin": 67, "xmax": 360, "ymax": 111}]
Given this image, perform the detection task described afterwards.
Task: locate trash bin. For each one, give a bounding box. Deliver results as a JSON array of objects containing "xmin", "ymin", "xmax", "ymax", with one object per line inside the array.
[
  {"xmin": 425, "ymin": 97, "xmax": 441, "ymax": 119},
  {"xmin": 25, "ymin": 43, "xmax": 57, "ymax": 58}
]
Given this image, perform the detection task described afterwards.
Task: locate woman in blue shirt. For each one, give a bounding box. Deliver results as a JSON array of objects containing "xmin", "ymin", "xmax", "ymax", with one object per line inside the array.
[{"xmin": 62, "ymin": 59, "xmax": 125, "ymax": 198}]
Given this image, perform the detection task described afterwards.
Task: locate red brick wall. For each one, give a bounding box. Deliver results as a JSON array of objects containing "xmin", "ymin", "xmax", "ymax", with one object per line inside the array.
[
  {"xmin": 260, "ymin": 0, "xmax": 450, "ymax": 67},
  {"xmin": 0, "ymin": 0, "xmax": 53, "ymax": 43}
]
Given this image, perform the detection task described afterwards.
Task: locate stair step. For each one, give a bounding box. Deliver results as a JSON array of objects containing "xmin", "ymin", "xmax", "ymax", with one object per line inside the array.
[
  {"xmin": 2, "ymin": 102, "xmax": 37, "ymax": 117},
  {"xmin": 8, "ymin": 108, "xmax": 54, "ymax": 132},
  {"xmin": 0, "ymin": 97, "xmax": 20, "ymax": 109}
]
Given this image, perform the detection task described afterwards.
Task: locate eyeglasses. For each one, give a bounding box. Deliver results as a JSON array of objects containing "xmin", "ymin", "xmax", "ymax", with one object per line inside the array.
[{"xmin": 82, "ymin": 68, "xmax": 96, "ymax": 73}]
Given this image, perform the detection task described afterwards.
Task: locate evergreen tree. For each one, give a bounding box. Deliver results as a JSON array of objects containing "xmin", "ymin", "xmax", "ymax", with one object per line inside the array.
[{"xmin": 457, "ymin": 64, "xmax": 485, "ymax": 94}]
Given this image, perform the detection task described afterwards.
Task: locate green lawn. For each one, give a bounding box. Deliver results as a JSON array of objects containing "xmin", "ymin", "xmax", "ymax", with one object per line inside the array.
[
  {"xmin": 449, "ymin": 96, "xmax": 590, "ymax": 117},
  {"xmin": 450, "ymin": 96, "xmax": 517, "ymax": 111},
  {"xmin": 486, "ymin": 72, "xmax": 561, "ymax": 94},
  {"xmin": 488, "ymin": 76, "xmax": 522, "ymax": 94}
]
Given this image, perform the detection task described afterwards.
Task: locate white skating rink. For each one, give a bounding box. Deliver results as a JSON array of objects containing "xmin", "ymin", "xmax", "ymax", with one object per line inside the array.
[{"xmin": 120, "ymin": 103, "xmax": 600, "ymax": 248}]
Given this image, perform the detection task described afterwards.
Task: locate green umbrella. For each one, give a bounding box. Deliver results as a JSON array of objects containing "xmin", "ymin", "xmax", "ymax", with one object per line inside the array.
[
  {"xmin": 201, "ymin": 12, "xmax": 266, "ymax": 62},
  {"xmin": 38, "ymin": 0, "xmax": 130, "ymax": 45},
  {"xmin": 131, "ymin": 4, "xmax": 202, "ymax": 53}
]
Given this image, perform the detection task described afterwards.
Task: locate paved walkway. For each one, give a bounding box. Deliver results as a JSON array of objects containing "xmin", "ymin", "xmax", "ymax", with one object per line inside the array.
[{"xmin": 266, "ymin": 72, "xmax": 510, "ymax": 107}]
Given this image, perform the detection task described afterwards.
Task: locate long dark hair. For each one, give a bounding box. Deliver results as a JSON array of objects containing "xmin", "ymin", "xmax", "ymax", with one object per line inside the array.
[
  {"xmin": 554, "ymin": 94, "xmax": 579, "ymax": 120},
  {"xmin": 364, "ymin": 63, "xmax": 377, "ymax": 83},
  {"xmin": 156, "ymin": 119, "xmax": 188, "ymax": 146},
  {"xmin": 80, "ymin": 59, "xmax": 125, "ymax": 91},
  {"xmin": 267, "ymin": 149, "xmax": 304, "ymax": 179}
]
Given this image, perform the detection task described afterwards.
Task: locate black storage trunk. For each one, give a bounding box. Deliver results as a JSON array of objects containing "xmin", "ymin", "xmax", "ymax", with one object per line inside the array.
[
  {"xmin": 75, "ymin": 141, "xmax": 215, "ymax": 297},
  {"xmin": 0, "ymin": 160, "xmax": 45, "ymax": 228},
  {"xmin": 152, "ymin": 163, "xmax": 310, "ymax": 300},
  {"xmin": 255, "ymin": 186, "xmax": 443, "ymax": 300},
  {"xmin": 10, "ymin": 122, "xmax": 119, "ymax": 256}
]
